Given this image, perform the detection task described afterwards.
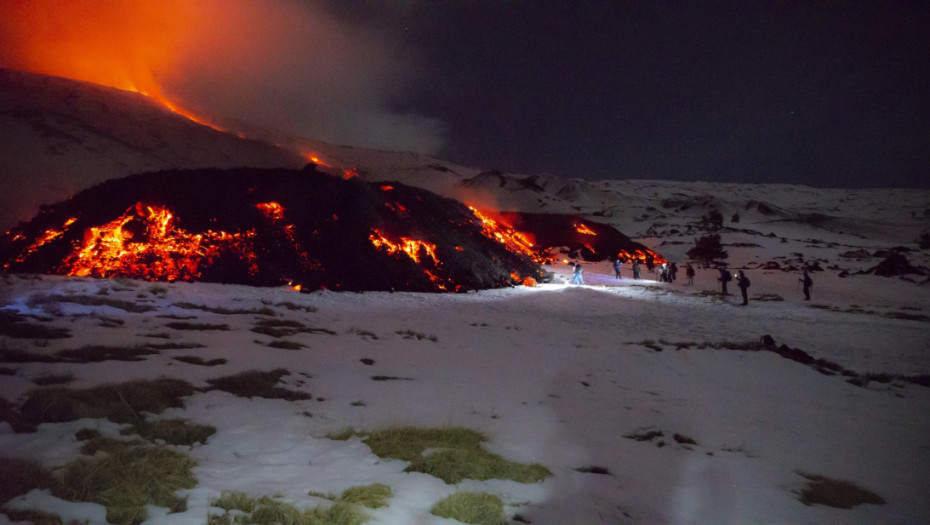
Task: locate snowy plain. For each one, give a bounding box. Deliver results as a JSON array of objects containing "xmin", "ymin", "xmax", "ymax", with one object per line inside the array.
[{"xmin": 1, "ymin": 257, "xmax": 928, "ymax": 524}]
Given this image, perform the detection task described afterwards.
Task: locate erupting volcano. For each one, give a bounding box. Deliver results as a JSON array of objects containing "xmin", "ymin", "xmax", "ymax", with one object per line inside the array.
[{"xmin": 0, "ymin": 166, "xmax": 553, "ymax": 292}]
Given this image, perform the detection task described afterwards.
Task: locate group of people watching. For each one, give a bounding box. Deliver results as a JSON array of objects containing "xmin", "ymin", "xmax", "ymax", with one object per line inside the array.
[{"xmin": 576, "ymin": 258, "xmax": 815, "ymax": 305}]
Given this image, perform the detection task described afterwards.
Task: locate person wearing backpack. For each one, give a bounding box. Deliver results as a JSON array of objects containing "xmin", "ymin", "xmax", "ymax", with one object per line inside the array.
[
  {"xmin": 736, "ymin": 270, "xmax": 750, "ymax": 305},
  {"xmin": 717, "ymin": 267, "xmax": 731, "ymax": 296}
]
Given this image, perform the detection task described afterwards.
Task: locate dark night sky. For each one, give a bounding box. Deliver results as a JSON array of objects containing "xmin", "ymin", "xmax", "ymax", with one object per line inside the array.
[{"xmin": 327, "ymin": 2, "xmax": 929, "ymax": 189}]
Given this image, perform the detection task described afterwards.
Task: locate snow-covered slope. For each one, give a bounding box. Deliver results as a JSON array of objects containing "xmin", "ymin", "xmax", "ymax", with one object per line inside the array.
[
  {"xmin": 0, "ymin": 68, "xmax": 305, "ymax": 231},
  {"xmin": 1, "ymin": 263, "xmax": 928, "ymax": 524}
]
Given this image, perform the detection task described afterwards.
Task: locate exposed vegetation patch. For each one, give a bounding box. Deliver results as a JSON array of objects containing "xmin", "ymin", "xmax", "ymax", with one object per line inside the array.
[
  {"xmin": 0, "ymin": 349, "xmax": 61, "ymax": 363},
  {"xmin": 808, "ymin": 303, "xmax": 929, "ymax": 323},
  {"xmin": 430, "ymin": 492, "xmax": 506, "ymax": 525},
  {"xmin": 752, "ymin": 293, "xmax": 785, "ymax": 302},
  {"xmin": 371, "ymin": 376, "xmax": 414, "ymax": 381},
  {"xmin": 27, "ymin": 293, "xmax": 154, "ymax": 313},
  {"xmin": 623, "ymin": 429, "xmax": 664, "ymax": 443},
  {"xmin": 575, "ymin": 465, "xmax": 611, "ymax": 475},
  {"xmin": 60, "ymin": 441, "xmax": 196, "ymax": 525},
  {"xmin": 209, "ymin": 491, "xmax": 369, "ymax": 525},
  {"xmin": 265, "ymin": 340, "xmax": 307, "ymax": 350},
  {"xmin": 206, "ymin": 368, "xmax": 312, "ymax": 401},
  {"xmin": 627, "ymin": 339, "xmax": 763, "ymax": 352},
  {"xmin": 349, "ymin": 328, "xmax": 379, "ymax": 339},
  {"xmin": 395, "ymin": 329, "xmax": 438, "ymax": 342},
  {"xmin": 0, "ymin": 457, "xmax": 58, "ymax": 504},
  {"xmin": 143, "ymin": 341, "xmax": 205, "ymax": 350},
  {"xmin": 31, "ymin": 373, "xmax": 75, "ymax": 386},
  {"xmin": 165, "ymin": 321, "xmax": 231, "ymax": 331},
  {"xmin": 796, "ymin": 473, "xmax": 885, "ymax": 509},
  {"xmin": 56, "ymin": 344, "xmax": 159, "ymax": 362},
  {"xmin": 174, "ymin": 302, "xmax": 276, "ymax": 316},
  {"xmin": 172, "ymin": 355, "xmax": 227, "ymax": 366},
  {"xmin": 0, "ymin": 443, "xmax": 196, "ymax": 525},
  {"xmin": 271, "ymin": 300, "xmax": 319, "ymax": 313},
  {"xmin": 251, "ymin": 318, "xmax": 336, "ymax": 338},
  {"xmin": 0, "ymin": 311, "xmax": 71, "ymax": 339},
  {"xmin": 16, "ymin": 378, "xmax": 195, "ymax": 430},
  {"xmin": 122, "ymin": 418, "xmax": 216, "ymax": 446},
  {"xmin": 337, "ymin": 483, "xmax": 393, "ymax": 509},
  {"xmin": 362, "ymin": 426, "xmax": 551, "ymax": 484}
]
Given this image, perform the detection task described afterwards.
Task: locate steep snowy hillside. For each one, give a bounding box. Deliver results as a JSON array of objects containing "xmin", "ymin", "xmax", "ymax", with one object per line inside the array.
[{"xmin": 0, "ymin": 68, "xmax": 304, "ymax": 231}]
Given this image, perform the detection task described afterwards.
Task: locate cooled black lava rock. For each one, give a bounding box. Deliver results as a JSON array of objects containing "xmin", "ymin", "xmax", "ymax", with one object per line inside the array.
[{"xmin": 0, "ymin": 166, "xmax": 547, "ymax": 292}]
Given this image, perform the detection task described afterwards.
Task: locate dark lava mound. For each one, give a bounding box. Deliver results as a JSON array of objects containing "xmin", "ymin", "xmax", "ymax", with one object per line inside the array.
[{"xmin": 0, "ymin": 166, "xmax": 548, "ymax": 292}]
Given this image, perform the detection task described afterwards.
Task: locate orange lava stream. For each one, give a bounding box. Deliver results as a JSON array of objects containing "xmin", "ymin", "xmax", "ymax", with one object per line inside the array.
[
  {"xmin": 369, "ymin": 229, "xmax": 439, "ymax": 265},
  {"xmin": 467, "ymin": 206, "xmax": 546, "ymax": 263},
  {"xmin": 617, "ymin": 249, "xmax": 667, "ymax": 265},
  {"xmin": 575, "ymin": 222, "xmax": 598, "ymax": 235},
  {"xmin": 61, "ymin": 202, "xmax": 257, "ymax": 281}
]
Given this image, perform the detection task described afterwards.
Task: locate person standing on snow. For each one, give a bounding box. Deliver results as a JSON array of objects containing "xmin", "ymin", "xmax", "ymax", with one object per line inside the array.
[
  {"xmin": 670, "ymin": 262, "xmax": 678, "ymax": 282},
  {"xmin": 718, "ymin": 267, "xmax": 731, "ymax": 296},
  {"xmin": 685, "ymin": 263, "xmax": 695, "ymax": 285},
  {"xmin": 572, "ymin": 262, "xmax": 585, "ymax": 285},
  {"xmin": 800, "ymin": 269, "xmax": 813, "ymax": 301},
  {"xmin": 736, "ymin": 270, "xmax": 750, "ymax": 305},
  {"xmin": 614, "ymin": 259, "xmax": 622, "ymax": 279},
  {"xmin": 632, "ymin": 261, "xmax": 641, "ymax": 279}
]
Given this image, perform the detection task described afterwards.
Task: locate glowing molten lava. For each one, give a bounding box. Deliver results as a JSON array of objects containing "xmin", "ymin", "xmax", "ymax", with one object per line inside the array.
[
  {"xmin": 256, "ymin": 202, "xmax": 285, "ymax": 222},
  {"xmin": 369, "ymin": 229, "xmax": 439, "ymax": 265},
  {"xmin": 62, "ymin": 202, "xmax": 257, "ymax": 281},
  {"xmin": 468, "ymin": 206, "xmax": 546, "ymax": 263},
  {"xmin": 616, "ymin": 249, "xmax": 667, "ymax": 265},
  {"xmin": 575, "ymin": 222, "xmax": 597, "ymax": 235},
  {"xmin": 6, "ymin": 217, "xmax": 78, "ymax": 269}
]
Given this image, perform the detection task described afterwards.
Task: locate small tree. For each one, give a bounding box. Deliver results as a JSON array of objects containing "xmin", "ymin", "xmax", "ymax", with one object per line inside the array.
[{"xmin": 687, "ymin": 234, "xmax": 728, "ymax": 268}]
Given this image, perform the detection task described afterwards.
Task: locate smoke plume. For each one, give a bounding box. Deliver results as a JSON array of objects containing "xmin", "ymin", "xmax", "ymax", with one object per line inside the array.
[{"xmin": 0, "ymin": 0, "xmax": 444, "ymax": 154}]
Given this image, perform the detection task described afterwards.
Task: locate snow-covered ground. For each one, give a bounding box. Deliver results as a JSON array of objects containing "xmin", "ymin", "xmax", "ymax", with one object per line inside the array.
[{"xmin": 2, "ymin": 258, "xmax": 928, "ymax": 524}]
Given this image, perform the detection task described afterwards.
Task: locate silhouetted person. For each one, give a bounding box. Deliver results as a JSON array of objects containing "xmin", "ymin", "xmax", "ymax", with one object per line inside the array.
[
  {"xmin": 670, "ymin": 262, "xmax": 678, "ymax": 282},
  {"xmin": 632, "ymin": 261, "xmax": 641, "ymax": 279},
  {"xmin": 800, "ymin": 270, "xmax": 813, "ymax": 301},
  {"xmin": 718, "ymin": 267, "xmax": 731, "ymax": 296},
  {"xmin": 736, "ymin": 270, "xmax": 750, "ymax": 305},
  {"xmin": 685, "ymin": 263, "xmax": 695, "ymax": 285}
]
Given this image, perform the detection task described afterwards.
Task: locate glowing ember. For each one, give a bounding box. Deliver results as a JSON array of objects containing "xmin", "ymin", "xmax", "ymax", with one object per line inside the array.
[
  {"xmin": 575, "ymin": 222, "xmax": 597, "ymax": 235},
  {"xmin": 369, "ymin": 229, "xmax": 439, "ymax": 265},
  {"xmin": 380, "ymin": 185, "xmax": 395, "ymax": 191},
  {"xmin": 61, "ymin": 202, "xmax": 257, "ymax": 281},
  {"xmin": 256, "ymin": 202, "xmax": 285, "ymax": 222},
  {"xmin": 343, "ymin": 168, "xmax": 360, "ymax": 179},
  {"xmin": 468, "ymin": 206, "xmax": 544, "ymax": 263}
]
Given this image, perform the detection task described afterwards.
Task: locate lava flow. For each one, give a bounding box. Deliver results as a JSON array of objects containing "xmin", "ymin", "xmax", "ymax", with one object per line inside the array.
[
  {"xmin": 468, "ymin": 206, "xmax": 548, "ymax": 263},
  {"xmin": 62, "ymin": 202, "xmax": 257, "ymax": 281}
]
